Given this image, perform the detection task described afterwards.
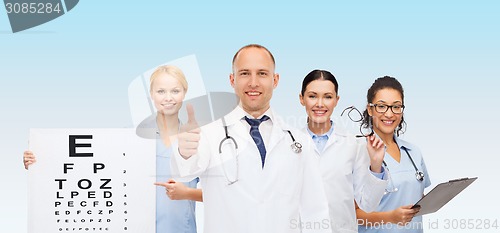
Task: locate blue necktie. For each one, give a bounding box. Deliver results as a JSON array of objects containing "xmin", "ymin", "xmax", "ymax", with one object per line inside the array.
[{"xmin": 244, "ymin": 115, "xmax": 270, "ymax": 168}]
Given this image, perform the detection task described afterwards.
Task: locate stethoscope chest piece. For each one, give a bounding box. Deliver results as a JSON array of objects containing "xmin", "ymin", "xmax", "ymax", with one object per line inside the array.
[
  {"xmin": 285, "ymin": 130, "xmax": 302, "ymax": 154},
  {"xmin": 291, "ymin": 141, "xmax": 302, "ymax": 153},
  {"xmin": 415, "ymin": 171, "xmax": 425, "ymax": 182}
]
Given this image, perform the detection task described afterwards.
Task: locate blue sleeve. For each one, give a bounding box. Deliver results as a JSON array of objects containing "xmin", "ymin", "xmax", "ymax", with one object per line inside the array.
[
  {"xmin": 370, "ymin": 165, "xmax": 386, "ymax": 180},
  {"xmin": 421, "ymin": 156, "xmax": 431, "ymax": 188}
]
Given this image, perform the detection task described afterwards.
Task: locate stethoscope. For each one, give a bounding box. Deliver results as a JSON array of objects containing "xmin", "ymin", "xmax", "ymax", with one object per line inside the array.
[
  {"xmin": 218, "ymin": 117, "xmax": 303, "ymax": 185},
  {"xmin": 383, "ymin": 147, "xmax": 425, "ymax": 182}
]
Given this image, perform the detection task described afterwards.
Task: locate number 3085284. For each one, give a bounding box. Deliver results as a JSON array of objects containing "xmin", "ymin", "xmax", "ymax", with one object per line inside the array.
[{"xmin": 5, "ymin": 2, "xmax": 62, "ymax": 14}]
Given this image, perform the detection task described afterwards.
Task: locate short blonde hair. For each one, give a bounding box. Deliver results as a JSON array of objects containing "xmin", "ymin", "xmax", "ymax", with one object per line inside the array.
[{"xmin": 150, "ymin": 65, "xmax": 188, "ymax": 92}]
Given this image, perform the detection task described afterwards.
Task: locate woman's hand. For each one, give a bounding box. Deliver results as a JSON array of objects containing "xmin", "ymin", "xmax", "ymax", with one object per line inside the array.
[
  {"xmin": 366, "ymin": 135, "xmax": 385, "ymax": 173},
  {"xmin": 23, "ymin": 150, "xmax": 36, "ymax": 170},
  {"xmin": 155, "ymin": 179, "xmax": 190, "ymax": 200},
  {"xmin": 389, "ymin": 205, "xmax": 420, "ymax": 225}
]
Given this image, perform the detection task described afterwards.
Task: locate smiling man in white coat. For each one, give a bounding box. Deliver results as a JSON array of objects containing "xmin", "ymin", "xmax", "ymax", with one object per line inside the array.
[{"xmin": 171, "ymin": 44, "xmax": 331, "ymax": 233}]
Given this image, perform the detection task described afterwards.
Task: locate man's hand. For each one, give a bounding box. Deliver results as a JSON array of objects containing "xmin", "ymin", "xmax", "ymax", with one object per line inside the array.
[{"xmin": 178, "ymin": 104, "xmax": 201, "ymax": 159}]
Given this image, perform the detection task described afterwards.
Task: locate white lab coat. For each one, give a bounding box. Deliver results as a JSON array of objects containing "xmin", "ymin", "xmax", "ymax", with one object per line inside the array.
[
  {"xmin": 302, "ymin": 125, "xmax": 387, "ymax": 233},
  {"xmin": 172, "ymin": 106, "xmax": 331, "ymax": 233}
]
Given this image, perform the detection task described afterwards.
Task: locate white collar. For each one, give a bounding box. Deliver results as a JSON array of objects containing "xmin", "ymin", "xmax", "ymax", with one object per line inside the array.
[{"xmin": 224, "ymin": 105, "xmax": 277, "ymax": 126}]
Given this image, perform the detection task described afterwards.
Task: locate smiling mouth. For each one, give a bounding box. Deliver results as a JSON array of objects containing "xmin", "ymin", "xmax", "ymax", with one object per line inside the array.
[
  {"xmin": 382, "ymin": 120, "xmax": 394, "ymax": 125},
  {"xmin": 312, "ymin": 110, "xmax": 327, "ymax": 115},
  {"xmin": 246, "ymin": 91, "xmax": 261, "ymax": 96},
  {"xmin": 162, "ymin": 103, "xmax": 175, "ymax": 108}
]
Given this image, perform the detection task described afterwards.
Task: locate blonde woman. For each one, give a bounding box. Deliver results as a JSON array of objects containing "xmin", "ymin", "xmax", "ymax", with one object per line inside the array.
[{"xmin": 24, "ymin": 65, "xmax": 202, "ymax": 233}]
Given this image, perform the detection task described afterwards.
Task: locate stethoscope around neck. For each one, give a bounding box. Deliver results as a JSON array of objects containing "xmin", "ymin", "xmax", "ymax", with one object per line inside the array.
[
  {"xmin": 218, "ymin": 117, "xmax": 303, "ymax": 185},
  {"xmin": 383, "ymin": 147, "xmax": 425, "ymax": 182}
]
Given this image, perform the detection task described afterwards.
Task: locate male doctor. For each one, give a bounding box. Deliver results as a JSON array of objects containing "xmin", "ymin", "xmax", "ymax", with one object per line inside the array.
[{"xmin": 171, "ymin": 44, "xmax": 331, "ymax": 233}]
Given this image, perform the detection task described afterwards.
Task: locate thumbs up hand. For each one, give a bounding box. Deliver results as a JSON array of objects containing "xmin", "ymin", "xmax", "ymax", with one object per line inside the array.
[{"xmin": 178, "ymin": 104, "xmax": 201, "ymax": 159}]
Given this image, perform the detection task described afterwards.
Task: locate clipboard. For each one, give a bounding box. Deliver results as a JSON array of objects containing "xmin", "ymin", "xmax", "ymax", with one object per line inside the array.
[{"xmin": 412, "ymin": 177, "xmax": 477, "ymax": 216}]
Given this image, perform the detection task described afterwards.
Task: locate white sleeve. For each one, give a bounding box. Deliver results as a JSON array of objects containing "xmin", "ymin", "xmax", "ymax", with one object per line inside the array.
[{"xmin": 353, "ymin": 140, "xmax": 388, "ymax": 212}]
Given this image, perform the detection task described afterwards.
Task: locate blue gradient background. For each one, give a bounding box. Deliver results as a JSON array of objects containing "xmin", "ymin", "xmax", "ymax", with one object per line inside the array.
[{"xmin": 1, "ymin": 1, "xmax": 499, "ymax": 232}]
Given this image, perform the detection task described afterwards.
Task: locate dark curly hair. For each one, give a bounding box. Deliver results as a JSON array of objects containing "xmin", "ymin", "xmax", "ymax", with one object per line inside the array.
[{"xmin": 362, "ymin": 76, "xmax": 406, "ymax": 136}]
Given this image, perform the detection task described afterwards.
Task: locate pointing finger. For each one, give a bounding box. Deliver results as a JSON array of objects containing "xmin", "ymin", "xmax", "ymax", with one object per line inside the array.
[{"xmin": 154, "ymin": 182, "xmax": 168, "ymax": 187}]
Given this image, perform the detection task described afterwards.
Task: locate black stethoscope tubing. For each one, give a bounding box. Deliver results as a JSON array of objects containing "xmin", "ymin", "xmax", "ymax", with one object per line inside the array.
[
  {"xmin": 382, "ymin": 147, "xmax": 424, "ymax": 182},
  {"xmin": 219, "ymin": 117, "xmax": 302, "ymax": 155},
  {"xmin": 218, "ymin": 117, "xmax": 302, "ymax": 185}
]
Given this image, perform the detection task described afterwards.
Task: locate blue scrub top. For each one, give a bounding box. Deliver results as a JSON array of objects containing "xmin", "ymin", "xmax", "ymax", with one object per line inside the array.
[
  {"xmin": 156, "ymin": 137, "xmax": 198, "ymax": 233},
  {"xmin": 359, "ymin": 137, "xmax": 431, "ymax": 233}
]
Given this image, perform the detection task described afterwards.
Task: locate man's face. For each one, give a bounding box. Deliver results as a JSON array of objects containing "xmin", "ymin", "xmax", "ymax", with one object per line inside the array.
[{"xmin": 230, "ymin": 47, "xmax": 279, "ymax": 118}]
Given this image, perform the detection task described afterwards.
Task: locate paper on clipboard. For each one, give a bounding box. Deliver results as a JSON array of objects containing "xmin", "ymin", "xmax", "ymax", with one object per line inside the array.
[{"xmin": 412, "ymin": 177, "xmax": 477, "ymax": 216}]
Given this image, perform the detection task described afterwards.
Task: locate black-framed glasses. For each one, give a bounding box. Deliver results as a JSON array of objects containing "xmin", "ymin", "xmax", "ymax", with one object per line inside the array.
[
  {"xmin": 340, "ymin": 106, "xmax": 374, "ymax": 138},
  {"xmin": 369, "ymin": 103, "xmax": 405, "ymax": 114}
]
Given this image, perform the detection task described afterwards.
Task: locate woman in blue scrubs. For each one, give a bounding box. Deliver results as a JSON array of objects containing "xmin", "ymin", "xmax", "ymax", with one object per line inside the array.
[
  {"xmin": 357, "ymin": 76, "xmax": 431, "ymax": 233},
  {"xmin": 147, "ymin": 65, "xmax": 201, "ymax": 233},
  {"xmin": 24, "ymin": 65, "xmax": 202, "ymax": 233}
]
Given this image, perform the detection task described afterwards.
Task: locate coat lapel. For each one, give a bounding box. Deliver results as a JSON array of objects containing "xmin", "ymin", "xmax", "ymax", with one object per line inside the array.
[{"xmin": 266, "ymin": 114, "xmax": 287, "ymax": 155}]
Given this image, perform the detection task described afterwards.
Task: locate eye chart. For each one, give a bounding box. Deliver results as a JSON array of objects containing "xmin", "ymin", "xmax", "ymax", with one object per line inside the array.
[{"xmin": 28, "ymin": 129, "xmax": 155, "ymax": 233}]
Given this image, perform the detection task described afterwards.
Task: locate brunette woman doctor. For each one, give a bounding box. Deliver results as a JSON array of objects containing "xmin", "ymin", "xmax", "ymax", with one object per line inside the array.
[{"xmin": 299, "ymin": 70, "xmax": 388, "ymax": 233}]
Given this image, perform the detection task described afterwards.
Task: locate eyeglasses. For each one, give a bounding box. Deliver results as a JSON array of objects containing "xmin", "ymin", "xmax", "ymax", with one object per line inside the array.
[
  {"xmin": 340, "ymin": 106, "xmax": 374, "ymax": 138},
  {"xmin": 369, "ymin": 103, "xmax": 405, "ymax": 114}
]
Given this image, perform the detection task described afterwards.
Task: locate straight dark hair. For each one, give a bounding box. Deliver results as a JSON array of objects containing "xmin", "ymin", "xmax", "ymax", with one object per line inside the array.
[{"xmin": 300, "ymin": 69, "xmax": 339, "ymax": 96}]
